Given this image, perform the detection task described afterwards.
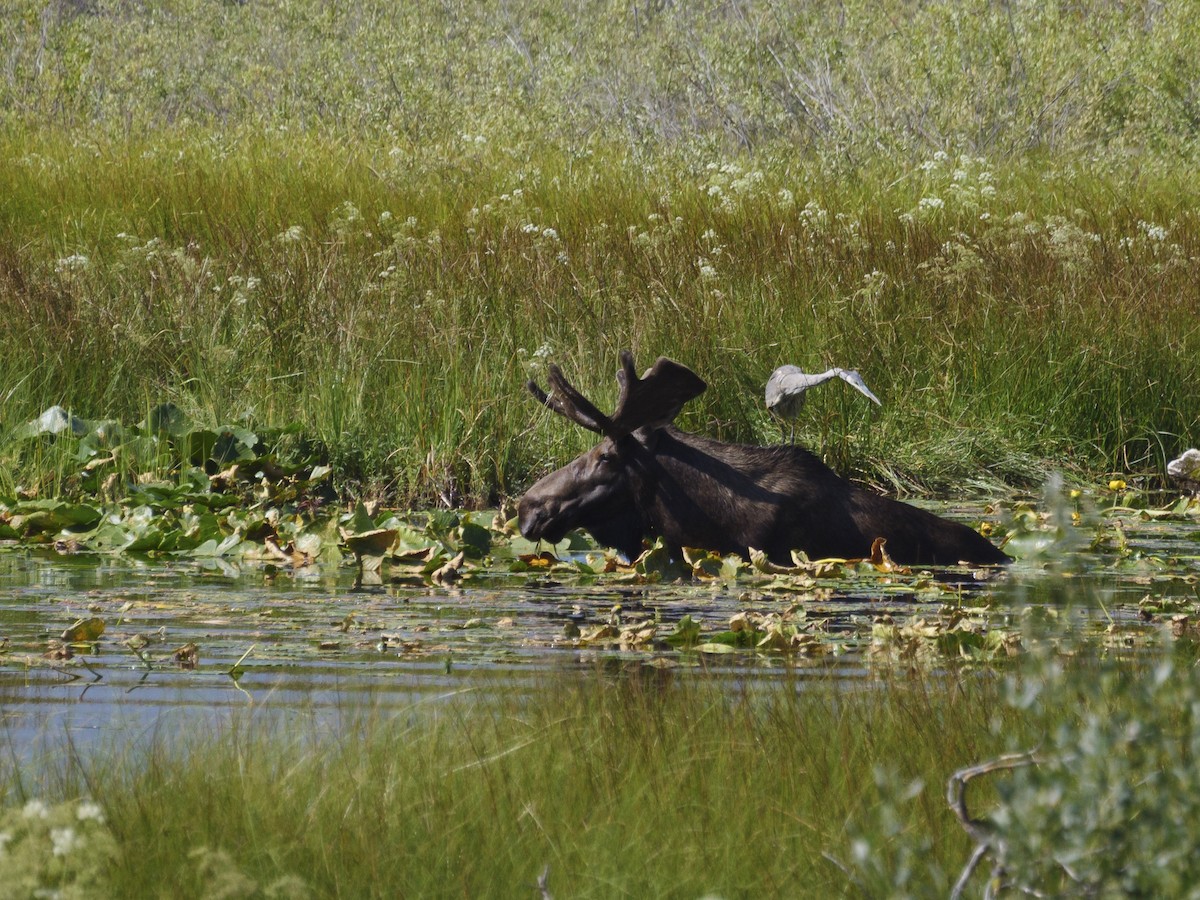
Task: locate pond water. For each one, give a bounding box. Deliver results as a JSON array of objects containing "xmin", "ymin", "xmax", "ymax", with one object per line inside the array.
[{"xmin": 2, "ymin": 498, "xmax": 1199, "ymax": 754}]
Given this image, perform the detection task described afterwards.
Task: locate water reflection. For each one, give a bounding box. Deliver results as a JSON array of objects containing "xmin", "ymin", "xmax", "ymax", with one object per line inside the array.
[{"xmin": 2, "ymin": 498, "xmax": 1198, "ymax": 752}]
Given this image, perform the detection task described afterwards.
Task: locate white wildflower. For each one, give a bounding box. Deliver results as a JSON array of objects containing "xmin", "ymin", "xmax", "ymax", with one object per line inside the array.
[
  {"xmin": 55, "ymin": 254, "xmax": 90, "ymax": 273},
  {"xmin": 521, "ymin": 223, "xmax": 539, "ymax": 234},
  {"xmin": 918, "ymin": 197, "xmax": 944, "ymax": 211},
  {"xmin": 23, "ymin": 799, "xmax": 49, "ymax": 819},
  {"xmin": 51, "ymin": 826, "xmax": 81, "ymax": 857},
  {"xmin": 77, "ymin": 801, "xmax": 105, "ymax": 823},
  {"xmin": 277, "ymin": 225, "xmax": 304, "ymax": 243},
  {"xmin": 1139, "ymin": 221, "xmax": 1168, "ymax": 242},
  {"xmin": 541, "ymin": 227, "xmax": 559, "ymax": 241}
]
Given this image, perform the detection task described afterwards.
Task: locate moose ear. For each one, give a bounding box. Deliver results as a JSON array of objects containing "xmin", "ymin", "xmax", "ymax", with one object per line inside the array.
[{"xmin": 610, "ymin": 352, "xmax": 707, "ymax": 432}]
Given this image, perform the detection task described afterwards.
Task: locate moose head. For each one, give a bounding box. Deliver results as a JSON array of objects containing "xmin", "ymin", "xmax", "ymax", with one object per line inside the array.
[{"xmin": 517, "ymin": 351, "xmax": 706, "ymax": 559}]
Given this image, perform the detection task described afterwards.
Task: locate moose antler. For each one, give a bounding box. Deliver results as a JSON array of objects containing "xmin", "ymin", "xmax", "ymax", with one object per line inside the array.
[
  {"xmin": 527, "ymin": 364, "xmax": 613, "ymax": 435},
  {"xmin": 528, "ymin": 351, "xmax": 706, "ymax": 437},
  {"xmin": 610, "ymin": 351, "xmax": 707, "ymax": 432}
]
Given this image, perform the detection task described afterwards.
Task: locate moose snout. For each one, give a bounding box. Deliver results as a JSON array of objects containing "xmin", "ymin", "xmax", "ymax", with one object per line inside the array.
[{"xmin": 517, "ymin": 494, "xmax": 550, "ymax": 540}]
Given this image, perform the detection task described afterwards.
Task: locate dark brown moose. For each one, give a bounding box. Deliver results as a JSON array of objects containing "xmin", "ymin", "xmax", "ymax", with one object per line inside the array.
[{"xmin": 518, "ymin": 352, "xmax": 1010, "ymax": 566}]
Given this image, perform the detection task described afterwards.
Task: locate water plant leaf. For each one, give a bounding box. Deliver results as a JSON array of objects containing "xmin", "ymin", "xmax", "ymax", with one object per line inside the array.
[
  {"xmin": 869, "ymin": 538, "xmax": 908, "ymax": 573},
  {"xmin": 16, "ymin": 405, "xmax": 88, "ymax": 438},
  {"xmin": 431, "ymin": 551, "xmax": 465, "ymax": 585},
  {"xmin": 513, "ymin": 551, "xmax": 557, "ymax": 572},
  {"xmin": 344, "ymin": 529, "xmax": 398, "ymax": 558},
  {"xmin": 144, "ymin": 402, "xmax": 189, "ymax": 435},
  {"xmin": 458, "ymin": 522, "xmax": 491, "ymax": 557},
  {"xmin": 664, "ymin": 615, "xmax": 702, "ymax": 648},
  {"xmin": 633, "ymin": 539, "xmax": 683, "ymax": 582},
  {"xmin": 173, "ymin": 642, "xmax": 199, "ymax": 668},
  {"xmin": 346, "ymin": 501, "xmax": 377, "ymax": 535},
  {"xmin": 694, "ymin": 642, "xmax": 737, "ymax": 654},
  {"xmin": 62, "ymin": 617, "xmax": 105, "ymax": 643}
]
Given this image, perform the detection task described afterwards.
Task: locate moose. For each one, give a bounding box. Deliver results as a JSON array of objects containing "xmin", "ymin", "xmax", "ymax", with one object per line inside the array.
[{"xmin": 518, "ymin": 352, "xmax": 1010, "ymax": 567}]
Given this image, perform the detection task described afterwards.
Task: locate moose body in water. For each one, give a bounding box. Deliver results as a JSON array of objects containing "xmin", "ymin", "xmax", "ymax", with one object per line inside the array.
[{"xmin": 518, "ymin": 352, "xmax": 1010, "ymax": 567}]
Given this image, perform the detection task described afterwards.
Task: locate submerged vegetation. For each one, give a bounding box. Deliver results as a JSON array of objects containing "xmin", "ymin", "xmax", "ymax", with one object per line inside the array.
[{"xmin": 1, "ymin": 0, "xmax": 1198, "ymax": 503}]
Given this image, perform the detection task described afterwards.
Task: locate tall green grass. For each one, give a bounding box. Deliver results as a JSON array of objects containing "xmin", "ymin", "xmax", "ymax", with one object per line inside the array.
[
  {"xmin": 6, "ymin": 668, "xmax": 1028, "ymax": 897},
  {"xmin": 11, "ymin": 642, "xmax": 1197, "ymax": 898},
  {"xmin": 2, "ymin": 0, "xmax": 1198, "ymax": 502}
]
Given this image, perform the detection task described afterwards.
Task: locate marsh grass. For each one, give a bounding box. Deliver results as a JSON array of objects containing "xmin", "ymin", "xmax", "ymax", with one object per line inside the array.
[
  {"xmin": 11, "ymin": 638, "xmax": 1195, "ymax": 899},
  {"xmin": 2, "ymin": 668, "xmax": 1024, "ymax": 898},
  {"xmin": 2, "ymin": 0, "xmax": 1199, "ymax": 503},
  {"xmin": 4, "ymin": 132, "xmax": 1196, "ymax": 503}
]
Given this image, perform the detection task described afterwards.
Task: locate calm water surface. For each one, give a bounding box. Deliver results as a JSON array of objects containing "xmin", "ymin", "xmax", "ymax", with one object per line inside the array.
[{"xmin": 2, "ymin": 500, "xmax": 1197, "ymax": 752}]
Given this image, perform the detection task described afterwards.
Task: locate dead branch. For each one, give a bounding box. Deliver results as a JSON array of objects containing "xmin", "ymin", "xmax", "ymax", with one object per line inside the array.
[{"xmin": 947, "ymin": 750, "xmax": 1043, "ymax": 900}]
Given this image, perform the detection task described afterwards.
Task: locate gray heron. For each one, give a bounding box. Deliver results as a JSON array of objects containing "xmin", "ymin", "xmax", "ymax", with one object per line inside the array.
[{"xmin": 765, "ymin": 365, "xmax": 881, "ymax": 440}]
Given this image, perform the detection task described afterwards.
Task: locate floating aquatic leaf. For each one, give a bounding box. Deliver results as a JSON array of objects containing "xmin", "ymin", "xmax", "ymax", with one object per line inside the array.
[
  {"xmin": 431, "ymin": 551, "xmax": 465, "ymax": 585},
  {"xmin": 869, "ymin": 537, "xmax": 909, "ymax": 573},
  {"xmin": 173, "ymin": 642, "xmax": 199, "ymax": 668},
  {"xmin": 664, "ymin": 614, "xmax": 702, "ymax": 648},
  {"xmin": 578, "ymin": 624, "xmax": 619, "ymax": 644},
  {"xmin": 694, "ymin": 642, "xmax": 737, "ymax": 654},
  {"xmin": 62, "ymin": 617, "xmax": 105, "ymax": 643},
  {"xmin": 16, "ymin": 406, "xmax": 87, "ymax": 438},
  {"xmin": 682, "ymin": 546, "xmax": 739, "ymax": 579},
  {"xmin": 343, "ymin": 528, "xmax": 399, "ymax": 559},
  {"xmin": 144, "ymin": 402, "xmax": 189, "ymax": 436},
  {"xmin": 513, "ymin": 551, "xmax": 557, "ymax": 572},
  {"xmin": 634, "ymin": 539, "xmax": 683, "ymax": 582},
  {"xmin": 458, "ymin": 522, "xmax": 491, "ymax": 557}
]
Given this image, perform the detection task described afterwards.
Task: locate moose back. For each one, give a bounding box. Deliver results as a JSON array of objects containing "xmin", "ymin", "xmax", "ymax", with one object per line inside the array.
[{"xmin": 518, "ymin": 352, "xmax": 1010, "ymax": 567}]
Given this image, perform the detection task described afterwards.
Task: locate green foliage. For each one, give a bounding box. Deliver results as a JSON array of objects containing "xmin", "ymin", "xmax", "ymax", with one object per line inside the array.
[
  {"xmin": 1, "ymin": 0, "xmax": 1198, "ymax": 503},
  {"xmin": 3, "ymin": 0, "xmax": 1199, "ymax": 160},
  {"xmin": 984, "ymin": 654, "xmax": 1200, "ymax": 895},
  {"xmin": 0, "ymin": 798, "xmax": 118, "ymax": 899},
  {"xmin": 1, "ymin": 670, "xmax": 1024, "ymax": 898}
]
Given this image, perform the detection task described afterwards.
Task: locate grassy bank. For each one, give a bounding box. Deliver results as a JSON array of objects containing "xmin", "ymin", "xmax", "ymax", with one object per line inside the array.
[
  {"xmin": 0, "ymin": 666, "xmax": 1032, "ymax": 897},
  {"xmin": 2, "ymin": 0, "xmax": 1199, "ymax": 503},
  {"xmin": 6, "ymin": 641, "xmax": 1200, "ymax": 898},
  {"xmin": 3, "ymin": 134, "xmax": 1197, "ymax": 503}
]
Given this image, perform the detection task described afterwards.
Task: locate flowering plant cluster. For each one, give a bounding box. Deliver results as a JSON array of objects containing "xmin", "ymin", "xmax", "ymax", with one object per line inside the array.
[{"xmin": 0, "ymin": 799, "xmax": 117, "ymax": 899}]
